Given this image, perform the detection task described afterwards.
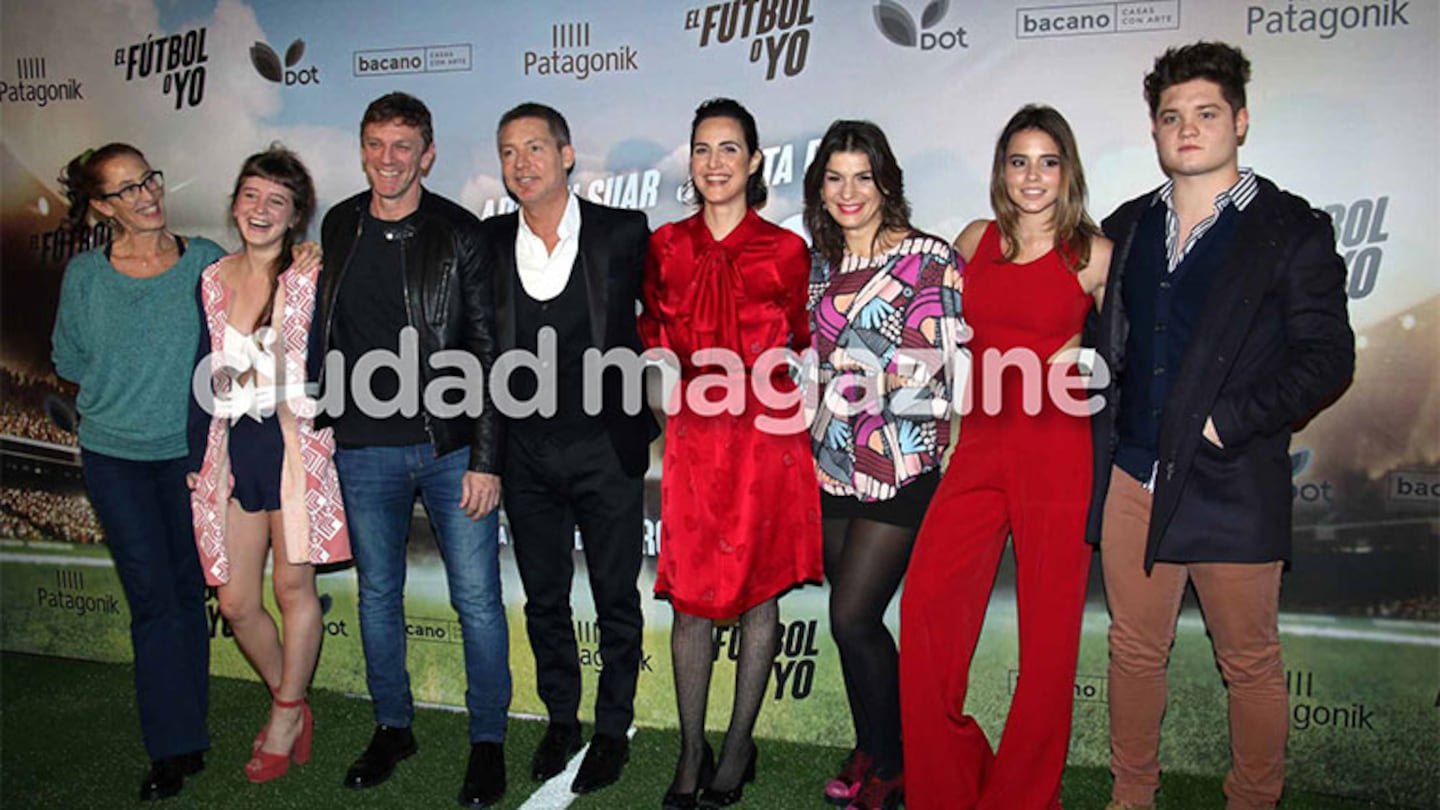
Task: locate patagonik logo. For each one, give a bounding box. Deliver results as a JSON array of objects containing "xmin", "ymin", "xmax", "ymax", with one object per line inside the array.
[
  {"xmin": 523, "ymin": 21, "xmax": 639, "ymax": 80},
  {"xmin": 250, "ymin": 37, "xmax": 319, "ymax": 87},
  {"xmin": 873, "ymin": 0, "xmax": 969, "ymax": 50},
  {"xmin": 1, "ymin": 57, "xmax": 85, "ymax": 108}
]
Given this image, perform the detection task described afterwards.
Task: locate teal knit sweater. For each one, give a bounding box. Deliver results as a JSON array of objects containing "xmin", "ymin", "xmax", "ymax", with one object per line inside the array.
[{"xmin": 51, "ymin": 237, "xmax": 227, "ymax": 460}]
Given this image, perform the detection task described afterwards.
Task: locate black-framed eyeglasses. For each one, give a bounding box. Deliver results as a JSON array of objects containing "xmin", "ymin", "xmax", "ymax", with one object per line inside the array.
[{"xmin": 98, "ymin": 170, "xmax": 164, "ymax": 203}]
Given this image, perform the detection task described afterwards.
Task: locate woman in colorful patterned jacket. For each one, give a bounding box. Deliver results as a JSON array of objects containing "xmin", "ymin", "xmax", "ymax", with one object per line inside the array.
[
  {"xmin": 186, "ymin": 145, "xmax": 349, "ymax": 784},
  {"xmin": 803, "ymin": 119, "xmax": 968, "ymax": 810}
]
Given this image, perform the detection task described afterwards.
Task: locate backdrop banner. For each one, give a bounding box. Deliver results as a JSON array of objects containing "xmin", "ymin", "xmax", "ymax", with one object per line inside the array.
[{"xmin": 2, "ymin": 1, "xmax": 1436, "ymax": 806}]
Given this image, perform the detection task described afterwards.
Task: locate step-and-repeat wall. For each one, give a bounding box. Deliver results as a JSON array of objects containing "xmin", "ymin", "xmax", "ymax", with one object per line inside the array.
[{"xmin": 2, "ymin": 1, "xmax": 1436, "ymax": 805}]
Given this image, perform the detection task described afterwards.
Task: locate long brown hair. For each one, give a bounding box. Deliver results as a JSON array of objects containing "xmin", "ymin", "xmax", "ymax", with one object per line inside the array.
[
  {"xmin": 803, "ymin": 120, "xmax": 912, "ymax": 268},
  {"xmin": 57, "ymin": 143, "xmax": 147, "ymax": 231},
  {"xmin": 989, "ymin": 105, "xmax": 1099, "ymax": 272},
  {"xmin": 230, "ymin": 145, "xmax": 316, "ymax": 332}
]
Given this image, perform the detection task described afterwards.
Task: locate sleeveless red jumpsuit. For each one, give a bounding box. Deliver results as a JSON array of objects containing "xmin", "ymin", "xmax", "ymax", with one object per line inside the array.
[{"xmin": 900, "ymin": 222, "xmax": 1095, "ymax": 809}]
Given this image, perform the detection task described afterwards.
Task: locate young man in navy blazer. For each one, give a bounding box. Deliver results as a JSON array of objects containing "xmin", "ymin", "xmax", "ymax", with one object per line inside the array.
[{"xmin": 1087, "ymin": 42, "xmax": 1354, "ymax": 810}]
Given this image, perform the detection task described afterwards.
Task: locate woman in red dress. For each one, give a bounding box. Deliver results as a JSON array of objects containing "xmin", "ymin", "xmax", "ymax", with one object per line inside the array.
[
  {"xmin": 899, "ymin": 105, "xmax": 1112, "ymax": 809},
  {"xmin": 640, "ymin": 97, "xmax": 822, "ymax": 809}
]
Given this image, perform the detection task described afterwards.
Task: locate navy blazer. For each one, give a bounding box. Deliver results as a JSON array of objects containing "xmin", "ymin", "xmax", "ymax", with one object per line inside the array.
[
  {"xmin": 1086, "ymin": 176, "xmax": 1354, "ymax": 569},
  {"xmin": 478, "ymin": 197, "xmax": 657, "ymax": 478}
]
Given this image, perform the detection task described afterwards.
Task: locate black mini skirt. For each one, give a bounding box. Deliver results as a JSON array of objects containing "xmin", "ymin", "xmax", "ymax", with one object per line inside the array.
[{"xmin": 819, "ymin": 468, "xmax": 942, "ymax": 530}]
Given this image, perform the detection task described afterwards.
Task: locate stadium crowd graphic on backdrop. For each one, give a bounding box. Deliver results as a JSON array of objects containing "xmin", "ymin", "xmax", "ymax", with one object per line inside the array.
[{"xmin": 0, "ymin": 1, "xmax": 1436, "ymax": 806}]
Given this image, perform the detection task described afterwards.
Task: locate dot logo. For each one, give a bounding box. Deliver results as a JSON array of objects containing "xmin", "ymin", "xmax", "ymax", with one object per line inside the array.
[
  {"xmin": 250, "ymin": 38, "xmax": 319, "ymax": 86},
  {"xmin": 873, "ymin": 0, "xmax": 969, "ymax": 50}
]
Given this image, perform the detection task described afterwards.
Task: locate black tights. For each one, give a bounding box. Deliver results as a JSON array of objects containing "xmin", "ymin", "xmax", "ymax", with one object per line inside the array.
[
  {"xmin": 669, "ymin": 598, "xmax": 779, "ymax": 793},
  {"xmin": 824, "ymin": 517, "xmax": 917, "ymax": 778}
]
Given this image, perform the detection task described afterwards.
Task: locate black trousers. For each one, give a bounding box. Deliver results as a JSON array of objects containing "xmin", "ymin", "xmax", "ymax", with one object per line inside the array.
[{"xmin": 503, "ymin": 426, "xmax": 644, "ymax": 737}]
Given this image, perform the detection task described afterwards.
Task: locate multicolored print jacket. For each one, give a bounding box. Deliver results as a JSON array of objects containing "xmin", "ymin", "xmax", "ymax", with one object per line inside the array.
[
  {"xmin": 188, "ymin": 257, "xmax": 350, "ymax": 586},
  {"xmin": 808, "ymin": 233, "xmax": 968, "ymax": 502}
]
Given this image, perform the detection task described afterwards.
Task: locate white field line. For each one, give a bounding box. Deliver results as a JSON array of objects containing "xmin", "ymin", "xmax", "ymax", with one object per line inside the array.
[
  {"xmin": 0, "ymin": 539, "xmax": 74, "ymax": 550},
  {"xmin": 1175, "ymin": 615, "xmax": 1440, "ymax": 647},
  {"xmin": 1, "ymin": 552, "xmax": 117, "ymax": 567},
  {"xmin": 518, "ymin": 727, "xmax": 637, "ymax": 810}
]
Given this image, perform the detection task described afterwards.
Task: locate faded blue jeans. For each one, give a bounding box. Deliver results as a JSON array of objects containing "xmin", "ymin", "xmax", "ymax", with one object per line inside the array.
[{"xmin": 334, "ymin": 444, "xmax": 509, "ymax": 743}]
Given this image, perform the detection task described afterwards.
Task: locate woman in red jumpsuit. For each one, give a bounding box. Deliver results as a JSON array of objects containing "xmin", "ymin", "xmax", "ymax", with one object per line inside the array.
[
  {"xmin": 899, "ymin": 105, "xmax": 1112, "ymax": 809},
  {"xmin": 640, "ymin": 97, "xmax": 822, "ymax": 810}
]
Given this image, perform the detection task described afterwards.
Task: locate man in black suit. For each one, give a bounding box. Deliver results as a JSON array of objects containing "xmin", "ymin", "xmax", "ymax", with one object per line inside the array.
[
  {"xmin": 479, "ymin": 102, "xmax": 652, "ymax": 795},
  {"xmin": 1087, "ymin": 43, "xmax": 1353, "ymax": 810}
]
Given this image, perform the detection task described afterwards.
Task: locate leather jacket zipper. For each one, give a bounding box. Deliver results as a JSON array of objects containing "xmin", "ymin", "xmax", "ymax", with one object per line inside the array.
[
  {"xmin": 318, "ymin": 214, "xmax": 365, "ymax": 392},
  {"xmin": 397, "ymin": 237, "xmax": 437, "ymax": 447}
]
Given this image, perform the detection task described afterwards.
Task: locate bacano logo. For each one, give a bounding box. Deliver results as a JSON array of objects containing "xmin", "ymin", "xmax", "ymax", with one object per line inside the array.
[
  {"xmin": 250, "ymin": 38, "xmax": 319, "ymax": 86},
  {"xmin": 873, "ymin": 0, "xmax": 969, "ymax": 50}
]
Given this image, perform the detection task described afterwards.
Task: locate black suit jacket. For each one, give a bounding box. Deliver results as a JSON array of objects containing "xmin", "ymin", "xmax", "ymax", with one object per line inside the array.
[
  {"xmin": 478, "ymin": 197, "xmax": 656, "ymax": 477},
  {"xmin": 1086, "ymin": 176, "xmax": 1354, "ymax": 569}
]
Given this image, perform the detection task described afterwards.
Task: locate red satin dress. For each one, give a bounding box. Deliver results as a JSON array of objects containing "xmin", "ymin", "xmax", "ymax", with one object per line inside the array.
[
  {"xmin": 900, "ymin": 222, "xmax": 1095, "ymax": 809},
  {"xmin": 639, "ymin": 210, "xmax": 823, "ymax": 620}
]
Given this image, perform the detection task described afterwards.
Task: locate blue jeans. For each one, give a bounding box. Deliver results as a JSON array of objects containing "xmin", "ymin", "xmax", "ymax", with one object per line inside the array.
[
  {"xmin": 334, "ymin": 444, "xmax": 509, "ymax": 743},
  {"xmin": 81, "ymin": 449, "xmax": 210, "ymax": 761}
]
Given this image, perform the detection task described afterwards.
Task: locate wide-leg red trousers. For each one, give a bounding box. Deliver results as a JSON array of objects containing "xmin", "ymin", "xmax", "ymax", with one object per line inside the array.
[{"xmin": 900, "ymin": 405, "xmax": 1093, "ymax": 809}]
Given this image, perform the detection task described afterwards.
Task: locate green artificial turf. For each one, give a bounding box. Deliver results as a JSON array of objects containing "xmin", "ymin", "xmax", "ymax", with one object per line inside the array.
[{"xmin": 0, "ymin": 652, "xmax": 1407, "ymax": 809}]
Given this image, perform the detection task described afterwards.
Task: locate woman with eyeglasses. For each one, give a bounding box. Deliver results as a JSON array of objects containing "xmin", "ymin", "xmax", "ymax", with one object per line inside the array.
[{"xmin": 52, "ymin": 143, "xmax": 226, "ymax": 801}]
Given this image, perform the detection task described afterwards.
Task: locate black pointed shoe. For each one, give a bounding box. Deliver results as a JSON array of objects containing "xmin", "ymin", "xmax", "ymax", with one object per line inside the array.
[
  {"xmin": 571, "ymin": 732, "xmax": 629, "ymax": 794},
  {"xmin": 343, "ymin": 724, "xmax": 418, "ymax": 789},
  {"xmin": 662, "ymin": 740, "xmax": 715, "ymax": 810},
  {"xmin": 698, "ymin": 743, "xmax": 757, "ymax": 808},
  {"xmin": 530, "ymin": 722, "xmax": 582, "ymax": 781},
  {"xmin": 458, "ymin": 741, "xmax": 505, "ymax": 807}
]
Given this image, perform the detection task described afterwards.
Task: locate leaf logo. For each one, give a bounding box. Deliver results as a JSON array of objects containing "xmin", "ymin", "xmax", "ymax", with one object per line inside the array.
[
  {"xmin": 873, "ymin": 0, "xmax": 949, "ymax": 47},
  {"xmin": 250, "ymin": 38, "xmax": 305, "ymax": 83},
  {"xmin": 1290, "ymin": 448, "xmax": 1312, "ymax": 477}
]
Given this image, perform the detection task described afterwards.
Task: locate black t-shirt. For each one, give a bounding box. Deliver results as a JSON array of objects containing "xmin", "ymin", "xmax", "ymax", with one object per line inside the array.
[{"xmin": 330, "ymin": 210, "xmax": 429, "ymax": 447}]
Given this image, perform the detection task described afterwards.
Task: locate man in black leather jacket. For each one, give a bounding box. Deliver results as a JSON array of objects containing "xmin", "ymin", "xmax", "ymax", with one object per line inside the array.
[{"xmin": 312, "ymin": 92, "xmax": 509, "ymax": 808}]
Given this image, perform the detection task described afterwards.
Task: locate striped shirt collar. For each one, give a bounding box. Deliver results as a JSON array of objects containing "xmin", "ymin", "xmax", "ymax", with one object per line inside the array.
[
  {"xmin": 1153, "ymin": 168, "xmax": 1257, "ymax": 273},
  {"xmin": 1152, "ymin": 167, "xmax": 1259, "ymax": 213}
]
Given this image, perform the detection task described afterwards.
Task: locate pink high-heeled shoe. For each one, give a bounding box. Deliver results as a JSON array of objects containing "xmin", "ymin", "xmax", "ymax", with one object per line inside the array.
[{"xmin": 825, "ymin": 749, "xmax": 872, "ymax": 805}]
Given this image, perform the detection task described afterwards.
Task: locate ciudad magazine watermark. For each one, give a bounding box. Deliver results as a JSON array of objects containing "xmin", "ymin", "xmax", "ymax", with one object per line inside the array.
[{"xmin": 195, "ymin": 325, "xmax": 1110, "ymax": 431}]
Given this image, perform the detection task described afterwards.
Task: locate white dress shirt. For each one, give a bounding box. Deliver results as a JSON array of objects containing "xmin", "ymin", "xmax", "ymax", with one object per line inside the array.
[{"xmin": 515, "ymin": 192, "xmax": 581, "ymax": 301}]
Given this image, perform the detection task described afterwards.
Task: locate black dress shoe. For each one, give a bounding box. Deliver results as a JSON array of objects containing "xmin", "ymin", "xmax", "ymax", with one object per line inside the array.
[
  {"xmin": 343, "ymin": 724, "xmax": 418, "ymax": 789},
  {"xmin": 458, "ymin": 741, "xmax": 506, "ymax": 807},
  {"xmin": 571, "ymin": 732, "xmax": 629, "ymax": 794},
  {"xmin": 698, "ymin": 743, "xmax": 757, "ymax": 808},
  {"xmin": 140, "ymin": 754, "xmax": 200, "ymax": 802},
  {"xmin": 530, "ymin": 722, "xmax": 581, "ymax": 781}
]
